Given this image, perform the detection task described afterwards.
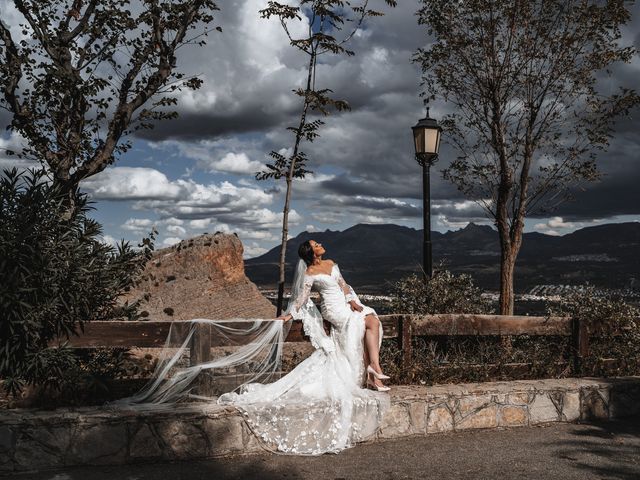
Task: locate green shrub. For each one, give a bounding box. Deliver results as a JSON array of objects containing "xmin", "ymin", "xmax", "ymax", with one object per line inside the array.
[
  {"xmin": 0, "ymin": 168, "xmax": 155, "ymax": 396},
  {"xmin": 380, "ymin": 334, "xmax": 572, "ymax": 385},
  {"xmin": 390, "ymin": 268, "xmax": 493, "ymax": 315},
  {"xmin": 548, "ymin": 286, "xmax": 640, "ymax": 377},
  {"xmin": 381, "ymin": 284, "xmax": 639, "ymax": 385}
]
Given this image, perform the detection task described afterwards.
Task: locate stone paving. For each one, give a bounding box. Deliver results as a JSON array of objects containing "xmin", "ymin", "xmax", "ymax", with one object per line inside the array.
[{"xmin": 0, "ymin": 377, "xmax": 639, "ymax": 474}]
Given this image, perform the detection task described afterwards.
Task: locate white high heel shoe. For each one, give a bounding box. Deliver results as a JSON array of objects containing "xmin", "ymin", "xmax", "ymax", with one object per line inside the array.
[
  {"xmin": 367, "ymin": 365, "xmax": 390, "ymax": 380},
  {"xmin": 367, "ymin": 377, "xmax": 390, "ymax": 392}
]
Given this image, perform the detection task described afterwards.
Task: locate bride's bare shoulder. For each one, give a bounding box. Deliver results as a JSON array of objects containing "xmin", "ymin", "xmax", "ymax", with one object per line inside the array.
[{"xmin": 305, "ymin": 259, "xmax": 334, "ymax": 275}]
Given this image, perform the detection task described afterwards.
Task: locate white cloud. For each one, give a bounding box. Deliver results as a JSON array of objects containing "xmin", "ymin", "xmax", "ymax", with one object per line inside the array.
[
  {"xmin": 165, "ymin": 137, "xmax": 265, "ymax": 175},
  {"xmin": 300, "ymin": 172, "xmax": 336, "ymax": 184},
  {"xmin": 150, "ymin": 0, "xmax": 310, "ymax": 126},
  {"xmin": 0, "ymin": 132, "xmax": 38, "ymax": 171},
  {"xmin": 162, "ymin": 237, "xmax": 182, "ymax": 247},
  {"xmin": 122, "ymin": 218, "xmax": 154, "ymax": 232},
  {"xmin": 237, "ymin": 178, "xmax": 254, "ymax": 186},
  {"xmin": 436, "ymin": 215, "xmax": 470, "ymax": 230},
  {"xmin": 189, "ymin": 218, "xmax": 211, "ymax": 229},
  {"xmin": 240, "ymin": 229, "xmax": 276, "ymax": 240},
  {"xmin": 83, "ymin": 167, "xmax": 182, "ymax": 200},
  {"xmin": 244, "ymin": 242, "xmax": 268, "ymax": 258},
  {"xmin": 100, "ymin": 234, "xmax": 119, "ymax": 247},
  {"xmin": 205, "ymin": 152, "xmax": 263, "ymax": 175},
  {"xmin": 311, "ymin": 211, "xmax": 344, "ymax": 224},
  {"xmin": 534, "ymin": 217, "xmax": 581, "ymax": 234},
  {"xmin": 161, "ymin": 217, "xmax": 184, "ymax": 226},
  {"xmin": 167, "ymin": 225, "xmax": 187, "ymax": 235},
  {"xmin": 452, "ymin": 200, "xmax": 484, "ymax": 211},
  {"xmin": 88, "ymin": 167, "xmax": 295, "ymax": 247},
  {"xmin": 360, "ymin": 215, "xmax": 386, "ymax": 224},
  {"xmin": 548, "ymin": 217, "xmax": 574, "ymax": 229},
  {"xmin": 306, "ymin": 224, "xmax": 318, "ymax": 232},
  {"xmin": 85, "ymin": 168, "xmax": 276, "ymax": 224}
]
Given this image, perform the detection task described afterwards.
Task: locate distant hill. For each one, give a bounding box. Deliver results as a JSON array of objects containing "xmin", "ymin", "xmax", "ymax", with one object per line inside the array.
[{"xmin": 245, "ymin": 222, "xmax": 640, "ymax": 294}]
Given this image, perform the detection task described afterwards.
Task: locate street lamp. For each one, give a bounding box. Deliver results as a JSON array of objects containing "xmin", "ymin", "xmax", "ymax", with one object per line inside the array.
[{"xmin": 412, "ymin": 107, "xmax": 442, "ymax": 280}]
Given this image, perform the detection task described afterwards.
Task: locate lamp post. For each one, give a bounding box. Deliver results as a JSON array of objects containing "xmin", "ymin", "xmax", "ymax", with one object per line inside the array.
[{"xmin": 412, "ymin": 108, "xmax": 442, "ymax": 280}]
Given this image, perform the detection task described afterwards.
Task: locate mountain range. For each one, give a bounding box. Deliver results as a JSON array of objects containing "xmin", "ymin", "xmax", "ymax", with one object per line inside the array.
[{"xmin": 244, "ymin": 222, "xmax": 640, "ymax": 294}]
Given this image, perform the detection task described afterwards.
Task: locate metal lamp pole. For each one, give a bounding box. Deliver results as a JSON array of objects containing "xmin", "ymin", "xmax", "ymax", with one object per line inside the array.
[{"xmin": 412, "ymin": 108, "xmax": 442, "ymax": 280}]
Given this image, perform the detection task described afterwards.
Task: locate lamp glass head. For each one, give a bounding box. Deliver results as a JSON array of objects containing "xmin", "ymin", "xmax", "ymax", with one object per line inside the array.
[{"xmin": 412, "ymin": 115, "xmax": 441, "ymax": 156}]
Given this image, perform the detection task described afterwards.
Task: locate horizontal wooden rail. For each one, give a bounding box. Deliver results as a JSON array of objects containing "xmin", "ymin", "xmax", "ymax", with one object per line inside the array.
[
  {"xmin": 408, "ymin": 314, "xmax": 571, "ymax": 336},
  {"xmin": 58, "ymin": 314, "xmax": 571, "ymax": 348},
  {"xmin": 51, "ymin": 313, "xmax": 640, "ymax": 378},
  {"xmin": 61, "ymin": 319, "xmax": 308, "ymax": 348}
]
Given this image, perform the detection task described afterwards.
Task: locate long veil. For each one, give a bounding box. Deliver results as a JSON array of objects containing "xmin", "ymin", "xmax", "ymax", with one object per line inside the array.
[{"xmin": 111, "ymin": 260, "xmax": 308, "ymax": 408}]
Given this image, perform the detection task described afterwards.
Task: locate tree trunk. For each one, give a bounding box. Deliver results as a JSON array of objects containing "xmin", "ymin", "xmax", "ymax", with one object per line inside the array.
[
  {"xmin": 51, "ymin": 175, "xmax": 78, "ymax": 221},
  {"xmin": 499, "ymin": 247, "xmax": 516, "ymax": 315},
  {"xmin": 275, "ymin": 178, "xmax": 293, "ymax": 317}
]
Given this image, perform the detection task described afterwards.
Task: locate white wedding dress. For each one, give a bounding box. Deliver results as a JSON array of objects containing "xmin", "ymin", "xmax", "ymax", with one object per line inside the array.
[
  {"xmin": 218, "ymin": 262, "xmax": 389, "ymax": 454},
  {"xmin": 116, "ymin": 260, "xmax": 390, "ymax": 455}
]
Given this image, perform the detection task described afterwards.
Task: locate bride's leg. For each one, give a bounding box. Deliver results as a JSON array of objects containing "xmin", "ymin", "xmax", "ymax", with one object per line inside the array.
[
  {"xmin": 364, "ymin": 314, "xmax": 384, "ymax": 376},
  {"xmin": 363, "ymin": 337, "xmax": 370, "ymax": 367}
]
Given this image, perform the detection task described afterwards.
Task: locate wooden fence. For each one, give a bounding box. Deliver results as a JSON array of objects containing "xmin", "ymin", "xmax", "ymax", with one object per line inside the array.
[{"xmin": 61, "ymin": 314, "xmax": 591, "ymax": 374}]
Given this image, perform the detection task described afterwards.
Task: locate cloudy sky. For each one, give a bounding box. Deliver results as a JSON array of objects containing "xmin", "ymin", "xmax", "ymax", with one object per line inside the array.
[{"xmin": 1, "ymin": 0, "xmax": 639, "ymax": 257}]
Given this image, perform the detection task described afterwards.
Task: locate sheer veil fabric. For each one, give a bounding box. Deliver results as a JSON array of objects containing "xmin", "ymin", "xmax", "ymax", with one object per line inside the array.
[{"xmin": 114, "ymin": 259, "xmax": 390, "ymax": 455}]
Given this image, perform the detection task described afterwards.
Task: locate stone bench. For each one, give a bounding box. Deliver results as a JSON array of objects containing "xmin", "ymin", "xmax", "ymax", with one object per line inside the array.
[{"xmin": 1, "ymin": 377, "xmax": 639, "ymax": 473}]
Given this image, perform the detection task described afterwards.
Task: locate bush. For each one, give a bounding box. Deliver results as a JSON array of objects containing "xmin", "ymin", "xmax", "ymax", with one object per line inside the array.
[
  {"xmin": 548, "ymin": 286, "xmax": 640, "ymax": 377},
  {"xmin": 389, "ymin": 267, "xmax": 492, "ymax": 315},
  {"xmin": 0, "ymin": 168, "xmax": 155, "ymax": 396},
  {"xmin": 380, "ymin": 334, "xmax": 571, "ymax": 385},
  {"xmin": 380, "ymin": 284, "xmax": 639, "ymax": 385}
]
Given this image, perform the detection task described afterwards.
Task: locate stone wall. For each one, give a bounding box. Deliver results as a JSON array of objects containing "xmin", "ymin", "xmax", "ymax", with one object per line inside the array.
[
  {"xmin": 377, "ymin": 377, "xmax": 640, "ymax": 439},
  {"xmin": 123, "ymin": 233, "xmax": 275, "ymax": 320},
  {"xmin": 1, "ymin": 377, "xmax": 639, "ymax": 473}
]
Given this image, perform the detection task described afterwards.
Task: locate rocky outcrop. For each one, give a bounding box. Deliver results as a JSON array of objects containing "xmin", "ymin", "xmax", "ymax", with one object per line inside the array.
[{"xmin": 124, "ymin": 233, "xmax": 275, "ymax": 320}]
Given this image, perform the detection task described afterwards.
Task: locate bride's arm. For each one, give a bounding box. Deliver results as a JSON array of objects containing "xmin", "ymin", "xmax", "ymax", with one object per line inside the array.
[
  {"xmin": 334, "ymin": 264, "xmax": 363, "ymax": 311},
  {"xmin": 334, "ymin": 264, "xmax": 356, "ymax": 299},
  {"xmin": 278, "ymin": 275, "xmax": 313, "ymax": 321},
  {"xmin": 281, "ymin": 275, "xmax": 335, "ymax": 353}
]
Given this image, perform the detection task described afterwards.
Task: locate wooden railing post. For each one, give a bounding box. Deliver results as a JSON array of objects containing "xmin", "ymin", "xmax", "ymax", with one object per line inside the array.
[
  {"xmin": 398, "ymin": 315, "xmax": 413, "ymax": 371},
  {"xmin": 189, "ymin": 322, "xmax": 211, "ymax": 366},
  {"xmin": 571, "ymin": 318, "xmax": 589, "ymax": 375},
  {"xmin": 189, "ymin": 322, "xmax": 212, "ymax": 395}
]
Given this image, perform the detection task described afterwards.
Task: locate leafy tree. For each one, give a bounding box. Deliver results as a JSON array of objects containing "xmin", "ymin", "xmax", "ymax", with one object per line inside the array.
[
  {"xmin": 0, "ymin": 0, "xmax": 219, "ymax": 198},
  {"xmin": 0, "ymin": 168, "xmax": 155, "ymax": 395},
  {"xmin": 257, "ymin": 0, "xmax": 396, "ymax": 315},
  {"xmin": 415, "ymin": 0, "xmax": 639, "ymax": 314}
]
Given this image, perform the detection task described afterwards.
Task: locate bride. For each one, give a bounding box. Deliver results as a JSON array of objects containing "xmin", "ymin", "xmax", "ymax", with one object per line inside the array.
[
  {"xmin": 117, "ymin": 240, "xmax": 391, "ymax": 455},
  {"xmin": 278, "ymin": 240, "xmax": 390, "ymax": 392}
]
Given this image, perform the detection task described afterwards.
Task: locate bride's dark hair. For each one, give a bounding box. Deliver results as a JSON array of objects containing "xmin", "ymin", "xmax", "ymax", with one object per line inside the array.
[{"xmin": 298, "ymin": 240, "xmax": 315, "ymax": 266}]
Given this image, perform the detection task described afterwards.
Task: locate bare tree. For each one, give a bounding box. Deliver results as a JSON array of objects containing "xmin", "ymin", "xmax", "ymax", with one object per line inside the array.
[
  {"xmin": 415, "ymin": 0, "xmax": 639, "ymax": 314},
  {"xmin": 257, "ymin": 0, "xmax": 396, "ymax": 315},
  {"xmin": 0, "ymin": 0, "xmax": 219, "ymax": 197}
]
